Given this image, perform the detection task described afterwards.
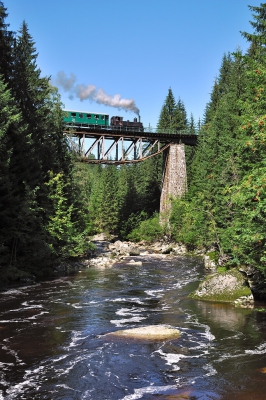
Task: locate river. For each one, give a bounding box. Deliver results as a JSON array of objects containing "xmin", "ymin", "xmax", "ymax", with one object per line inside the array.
[{"xmin": 1, "ymin": 253, "xmax": 266, "ymax": 399}]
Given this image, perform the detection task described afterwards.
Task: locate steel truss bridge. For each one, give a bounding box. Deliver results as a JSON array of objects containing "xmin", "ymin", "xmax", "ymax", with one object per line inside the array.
[{"xmin": 64, "ymin": 125, "xmax": 197, "ymax": 164}]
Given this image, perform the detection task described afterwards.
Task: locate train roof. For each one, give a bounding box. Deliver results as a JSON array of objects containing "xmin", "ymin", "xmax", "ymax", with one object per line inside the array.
[{"xmin": 64, "ymin": 109, "xmax": 109, "ymax": 116}]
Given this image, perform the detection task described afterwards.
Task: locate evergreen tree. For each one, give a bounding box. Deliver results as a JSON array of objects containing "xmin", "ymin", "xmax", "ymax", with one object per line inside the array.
[
  {"xmin": 0, "ymin": 75, "xmax": 21, "ymax": 268},
  {"xmin": 173, "ymin": 98, "xmax": 188, "ymax": 130},
  {"xmin": 0, "ymin": 14, "xmax": 88, "ymax": 277},
  {"xmin": 204, "ymin": 53, "xmax": 233, "ymax": 124},
  {"xmin": 134, "ymin": 156, "xmax": 162, "ymax": 215},
  {"xmin": 157, "ymin": 88, "xmax": 188, "ymax": 132},
  {"xmin": 241, "ymin": 3, "xmax": 266, "ymax": 59},
  {"xmin": 188, "ymin": 114, "xmax": 196, "ymax": 135},
  {"xmin": 157, "ymin": 88, "xmax": 176, "ymax": 132},
  {"xmin": 171, "ymin": 50, "xmax": 247, "ymax": 253},
  {"xmin": 0, "ymin": 1, "xmax": 14, "ymax": 84},
  {"xmin": 0, "ymin": 75, "xmax": 47, "ymax": 274},
  {"xmin": 88, "ymin": 165, "xmax": 120, "ymax": 234},
  {"xmin": 225, "ymin": 57, "xmax": 266, "ymax": 273}
]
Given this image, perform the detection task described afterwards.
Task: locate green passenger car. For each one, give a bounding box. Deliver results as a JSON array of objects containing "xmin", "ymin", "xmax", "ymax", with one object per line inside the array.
[{"xmin": 63, "ymin": 110, "xmax": 109, "ymax": 126}]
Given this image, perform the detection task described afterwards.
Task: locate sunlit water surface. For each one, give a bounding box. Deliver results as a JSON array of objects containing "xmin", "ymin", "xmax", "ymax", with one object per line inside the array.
[{"xmin": 1, "ymin": 254, "xmax": 266, "ymax": 399}]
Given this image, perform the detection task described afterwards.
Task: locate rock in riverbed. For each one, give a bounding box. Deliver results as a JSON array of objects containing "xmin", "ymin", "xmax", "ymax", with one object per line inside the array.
[
  {"xmin": 108, "ymin": 325, "xmax": 181, "ymax": 340},
  {"xmin": 191, "ymin": 269, "xmax": 254, "ymax": 307}
]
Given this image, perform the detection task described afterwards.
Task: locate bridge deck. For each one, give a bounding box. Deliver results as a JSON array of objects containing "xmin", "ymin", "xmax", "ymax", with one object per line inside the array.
[{"xmin": 64, "ymin": 125, "xmax": 198, "ymax": 146}]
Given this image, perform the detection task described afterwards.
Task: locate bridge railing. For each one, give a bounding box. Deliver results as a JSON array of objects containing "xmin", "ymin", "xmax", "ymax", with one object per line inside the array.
[
  {"xmin": 64, "ymin": 123, "xmax": 193, "ymax": 136},
  {"xmin": 147, "ymin": 127, "xmax": 190, "ymax": 135}
]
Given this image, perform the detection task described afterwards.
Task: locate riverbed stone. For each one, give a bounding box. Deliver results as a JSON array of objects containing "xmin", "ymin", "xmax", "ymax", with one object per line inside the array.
[
  {"xmin": 128, "ymin": 247, "xmax": 141, "ymax": 256},
  {"xmin": 234, "ymin": 294, "xmax": 254, "ymax": 308},
  {"xmin": 108, "ymin": 325, "xmax": 181, "ymax": 340},
  {"xmin": 204, "ymin": 255, "xmax": 216, "ymax": 271},
  {"xmin": 127, "ymin": 260, "xmax": 143, "ymax": 266},
  {"xmin": 191, "ymin": 269, "xmax": 253, "ymax": 305}
]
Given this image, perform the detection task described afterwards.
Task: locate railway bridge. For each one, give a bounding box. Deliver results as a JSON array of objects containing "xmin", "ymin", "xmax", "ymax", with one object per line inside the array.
[{"xmin": 64, "ymin": 125, "xmax": 197, "ymax": 217}]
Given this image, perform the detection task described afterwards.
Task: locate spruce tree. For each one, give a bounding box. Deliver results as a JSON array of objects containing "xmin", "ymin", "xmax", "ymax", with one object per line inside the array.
[
  {"xmin": 241, "ymin": 3, "xmax": 266, "ymax": 59},
  {"xmin": 157, "ymin": 88, "xmax": 177, "ymax": 132},
  {"xmin": 157, "ymin": 88, "xmax": 188, "ymax": 132},
  {"xmin": 204, "ymin": 54, "xmax": 233, "ymax": 124},
  {"xmin": 0, "ymin": 75, "xmax": 45, "ymax": 272},
  {"xmin": 173, "ymin": 98, "xmax": 188, "ymax": 130},
  {"xmin": 172, "ymin": 51, "xmax": 247, "ymax": 252},
  {"xmin": 0, "ymin": 1, "xmax": 14, "ymax": 84}
]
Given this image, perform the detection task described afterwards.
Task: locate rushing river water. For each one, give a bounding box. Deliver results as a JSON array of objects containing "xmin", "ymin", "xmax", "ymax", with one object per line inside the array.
[{"xmin": 1, "ymin": 253, "xmax": 266, "ymax": 399}]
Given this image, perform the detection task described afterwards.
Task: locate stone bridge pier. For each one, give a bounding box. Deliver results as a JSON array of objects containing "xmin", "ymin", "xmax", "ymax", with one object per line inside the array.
[{"xmin": 160, "ymin": 143, "xmax": 187, "ymax": 218}]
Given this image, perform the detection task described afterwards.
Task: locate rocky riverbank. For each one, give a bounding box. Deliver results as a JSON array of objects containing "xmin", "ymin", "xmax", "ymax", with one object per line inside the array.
[
  {"xmin": 85, "ymin": 235, "xmax": 188, "ymax": 269},
  {"xmin": 55, "ymin": 234, "xmax": 266, "ymax": 307}
]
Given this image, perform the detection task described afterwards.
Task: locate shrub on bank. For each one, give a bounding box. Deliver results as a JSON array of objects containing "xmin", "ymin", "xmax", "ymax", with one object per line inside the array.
[{"xmin": 127, "ymin": 214, "xmax": 163, "ymax": 242}]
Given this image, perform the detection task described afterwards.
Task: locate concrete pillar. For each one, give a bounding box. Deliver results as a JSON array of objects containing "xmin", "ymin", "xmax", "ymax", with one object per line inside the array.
[{"xmin": 160, "ymin": 143, "xmax": 187, "ymax": 218}]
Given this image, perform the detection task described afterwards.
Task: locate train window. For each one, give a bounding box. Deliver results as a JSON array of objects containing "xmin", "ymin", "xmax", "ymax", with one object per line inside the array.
[
  {"xmin": 101, "ymin": 115, "xmax": 105, "ymax": 120},
  {"xmin": 105, "ymin": 115, "xmax": 108, "ymax": 119},
  {"xmin": 95, "ymin": 115, "xmax": 99, "ymax": 119},
  {"xmin": 71, "ymin": 112, "xmax": 76, "ymax": 117},
  {"xmin": 87, "ymin": 114, "xmax": 91, "ymax": 119},
  {"xmin": 79, "ymin": 113, "xmax": 84, "ymax": 118}
]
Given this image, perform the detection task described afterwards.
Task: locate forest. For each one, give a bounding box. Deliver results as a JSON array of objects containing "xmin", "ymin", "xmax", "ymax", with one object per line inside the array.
[{"xmin": 1, "ymin": 1, "xmax": 266, "ymax": 284}]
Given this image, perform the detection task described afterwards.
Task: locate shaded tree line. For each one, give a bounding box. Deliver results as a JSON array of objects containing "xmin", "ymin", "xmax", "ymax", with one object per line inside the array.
[
  {"xmin": 0, "ymin": 2, "xmax": 87, "ymax": 282},
  {"xmin": 168, "ymin": 3, "xmax": 266, "ymax": 278}
]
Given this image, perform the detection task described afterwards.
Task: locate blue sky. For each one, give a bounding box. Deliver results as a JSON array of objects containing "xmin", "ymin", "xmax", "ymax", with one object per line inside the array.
[{"xmin": 6, "ymin": 0, "xmax": 261, "ymax": 129}]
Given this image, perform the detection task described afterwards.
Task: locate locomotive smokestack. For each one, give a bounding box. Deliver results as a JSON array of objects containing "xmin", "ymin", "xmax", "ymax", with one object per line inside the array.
[{"xmin": 139, "ymin": 115, "xmax": 141, "ymax": 123}]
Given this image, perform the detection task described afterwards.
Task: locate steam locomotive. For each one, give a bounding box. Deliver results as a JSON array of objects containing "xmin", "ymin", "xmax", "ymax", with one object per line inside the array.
[{"xmin": 63, "ymin": 110, "xmax": 143, "ymax": 131}]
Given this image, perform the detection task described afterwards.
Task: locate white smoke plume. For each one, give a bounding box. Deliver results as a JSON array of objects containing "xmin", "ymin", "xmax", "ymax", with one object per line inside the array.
[{"xmin": 54, "ymin": 71, "xmax": 139, "ymax": 115}]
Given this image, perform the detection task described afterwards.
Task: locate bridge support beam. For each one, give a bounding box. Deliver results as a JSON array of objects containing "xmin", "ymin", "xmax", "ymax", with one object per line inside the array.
[{"xmin": 160, "ymin": 143, "xmax": 187, "ymax": 219}]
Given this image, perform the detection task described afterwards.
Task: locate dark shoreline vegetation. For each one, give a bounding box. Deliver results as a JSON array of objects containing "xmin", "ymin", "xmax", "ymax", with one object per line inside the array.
[{"xmin": 1, "ymin": 2, "xmax": 266, "ymax": 298}]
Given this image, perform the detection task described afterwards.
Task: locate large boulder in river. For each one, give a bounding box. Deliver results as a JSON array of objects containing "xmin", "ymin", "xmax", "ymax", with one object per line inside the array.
[
  {"xmin": 191, "ymin": 269, "xmax": 253, "ymax": 307},
  {"xmin": 108, "ymin": 325, "xmax": 181, "ymax": 340}
]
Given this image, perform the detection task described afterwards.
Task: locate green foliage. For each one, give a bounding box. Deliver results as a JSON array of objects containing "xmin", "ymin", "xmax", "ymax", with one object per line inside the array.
[
  {"xmin": 2, "ymin": 0, "xmax": 266, "ymax": 284},
  {"xmin": 157, "ymin": 88, "xmax": 189, "ymax": 133},
  {"xmin": 169, "ymin": 198, "xmax": 213, "ymax": 249},
  {"xmin": 157, "ymin": 88, "xmax": 177, "ymax": 131},
  {"xmin": 240, "ymin": 3, "xmax": 266, "ymax": 59},
  {"xmin": 85, "ymin": 156, "xmax": 163, "ymax": 239},
  {"xmin": 127, "ymin": 214, "xmax": 163, "ymax": 242},
  {"xmin": 0, "ymin": 6, "xmax": 88, "ymax": 281},
  {"xmin": 221, "ymin": 58, "xmax": 266, "ymax": 273},
  {"xmin": 167, "ymin": 7, "xmax": 266, "ymax": 279},
  {"xmin": 0, "ymin": 1, "xmax": 14, "ymax": 84},
  {"xmin": 120, "ymin": 211, "xmax": 148, "ymax": 239},
  {"xmin": 45, "ymin": 171, "xmax": 88, "ymax": 258}
]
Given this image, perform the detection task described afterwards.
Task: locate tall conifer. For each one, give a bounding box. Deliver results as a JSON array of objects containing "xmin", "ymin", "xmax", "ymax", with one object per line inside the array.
[{"xmin": 0, "ymin": 2, "xmax": 14, "ymax": 84}]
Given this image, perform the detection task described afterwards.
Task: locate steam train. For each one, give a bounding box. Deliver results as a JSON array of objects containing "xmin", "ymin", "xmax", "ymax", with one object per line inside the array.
[{"xmin": 63, "ymin": 110, "xmax": 143, "ymax": 131}]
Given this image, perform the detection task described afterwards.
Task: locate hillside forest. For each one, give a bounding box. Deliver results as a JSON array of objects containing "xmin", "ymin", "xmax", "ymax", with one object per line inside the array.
[{"xmin": 1, "ymin": 2, "xmax": 266, "ymax": 284}]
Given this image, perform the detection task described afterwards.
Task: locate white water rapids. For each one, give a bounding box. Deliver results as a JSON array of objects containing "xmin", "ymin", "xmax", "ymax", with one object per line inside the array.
[{"xmin": 0, "ymin": 254, "xmax": 266, "ymax": 399}]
